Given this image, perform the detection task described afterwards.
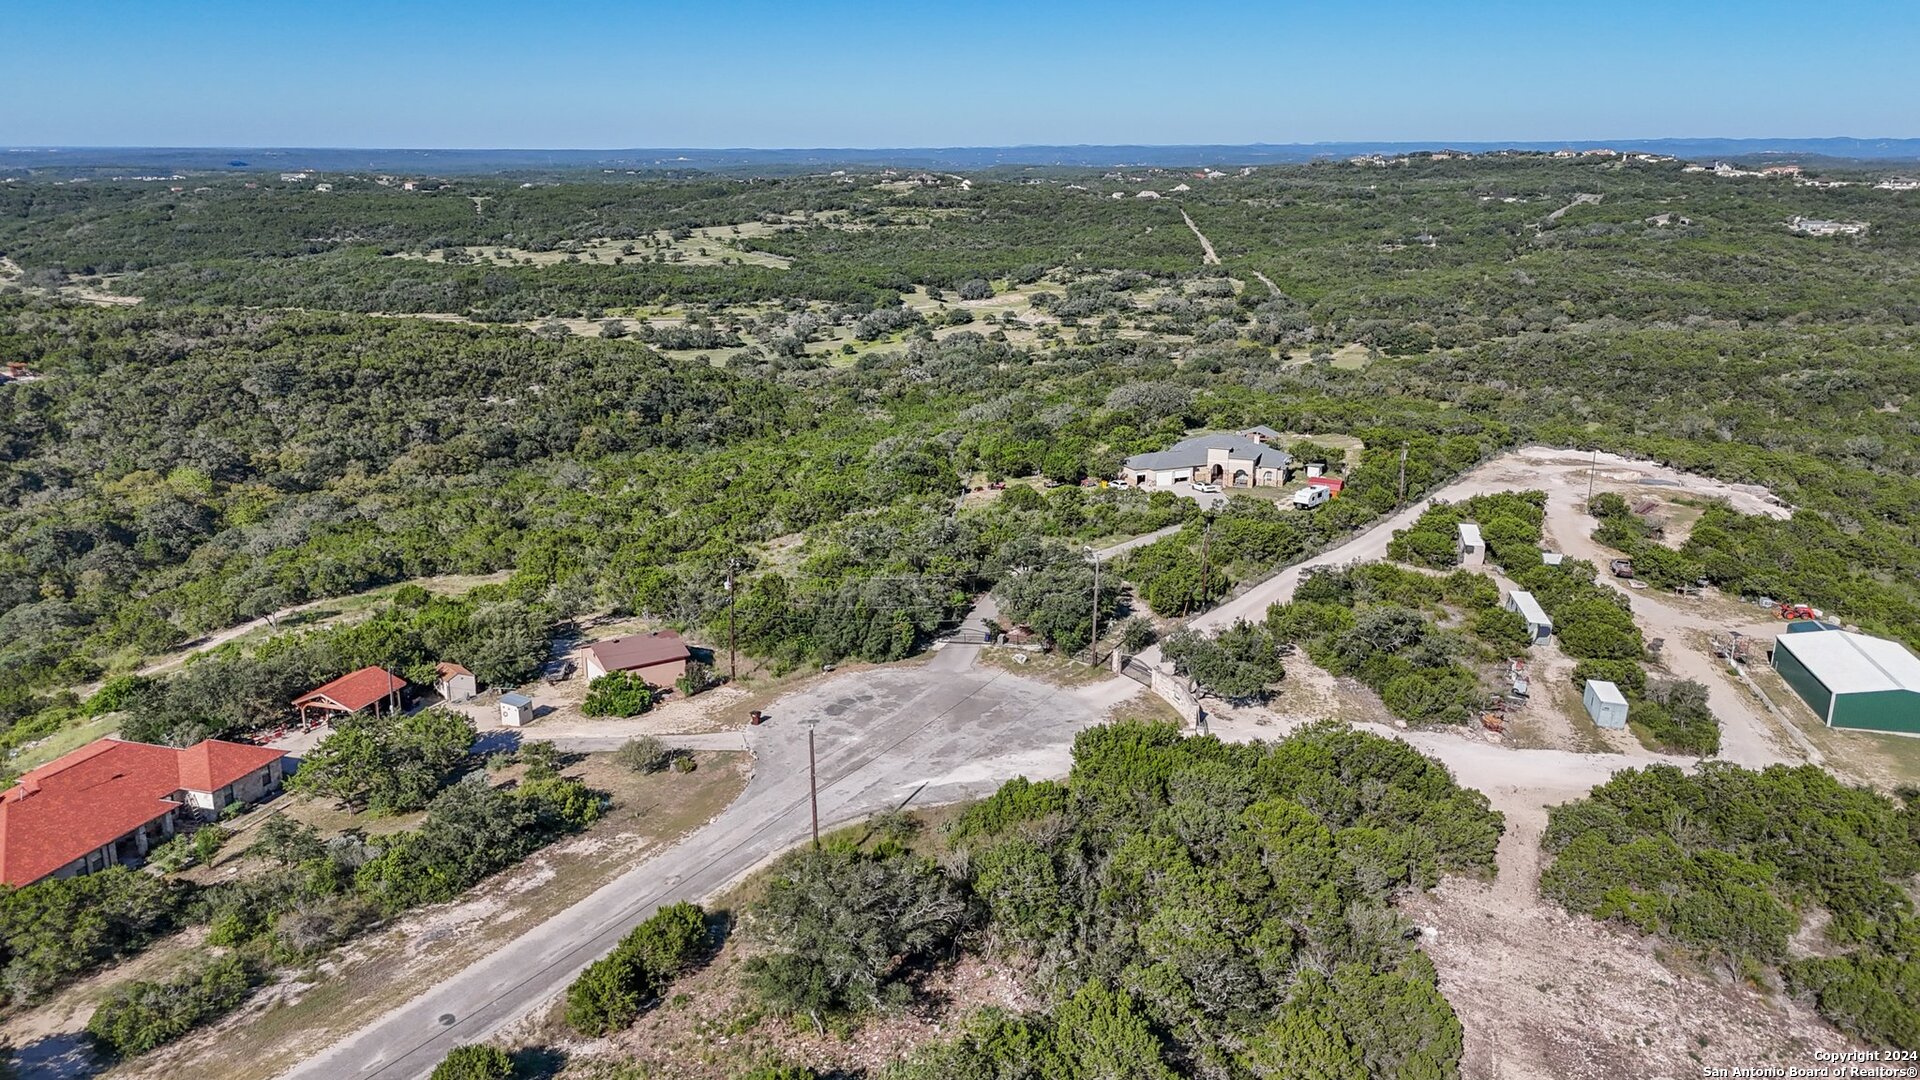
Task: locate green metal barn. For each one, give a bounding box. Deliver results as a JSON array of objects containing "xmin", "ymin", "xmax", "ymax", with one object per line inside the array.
[{"xmin": 1771, "ymin": 628, "xmax": 1920, "ymax": 735}]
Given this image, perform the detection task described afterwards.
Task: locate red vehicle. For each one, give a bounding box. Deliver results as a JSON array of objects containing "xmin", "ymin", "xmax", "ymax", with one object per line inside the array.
[{"xmin": 1776, "ymin": 602, "xmax": 1823, "ymax": 621}]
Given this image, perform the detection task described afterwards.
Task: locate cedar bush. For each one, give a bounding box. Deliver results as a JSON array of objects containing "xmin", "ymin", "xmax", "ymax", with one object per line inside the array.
[
  {"xmin": 564, "ymin": 902, "xmax": 710, "ymax": 1035},
  {"xmin": 86, "ymin": 955, "xmax": 252, "ymax": 1058},
  {"xmin": 428, "ymin": 1044, "xmax": 515, "ymax": 1080}
]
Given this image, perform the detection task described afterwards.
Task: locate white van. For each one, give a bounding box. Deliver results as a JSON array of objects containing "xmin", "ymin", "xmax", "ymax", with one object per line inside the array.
[{"xmin": 1292, "ymin": 485, "xmax": 1331, "ymax": 509}]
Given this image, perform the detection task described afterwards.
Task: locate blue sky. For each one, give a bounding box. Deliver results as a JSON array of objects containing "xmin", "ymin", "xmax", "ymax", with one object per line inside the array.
[{"xmin": 5, "ymin": 0, "xmax": 1917, "ymax": 147}]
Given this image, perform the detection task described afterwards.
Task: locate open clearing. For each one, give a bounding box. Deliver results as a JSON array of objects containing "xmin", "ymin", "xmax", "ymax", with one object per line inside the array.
[{"xmin": 391, "ymin": 223, "xmax": 792, "ymax": 270}]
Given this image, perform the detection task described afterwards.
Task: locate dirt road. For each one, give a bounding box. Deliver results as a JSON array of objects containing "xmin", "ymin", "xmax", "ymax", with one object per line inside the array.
[
  {"xmin": 1140, "ymin": 445, "xmax": 1801, "ymax": 769},
  {"xmin": 1180, "ymin": 209, "xmax": 1221, "ymax": 266}
]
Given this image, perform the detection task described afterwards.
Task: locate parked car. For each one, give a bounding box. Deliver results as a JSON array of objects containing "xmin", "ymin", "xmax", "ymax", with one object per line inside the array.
[{"xmin": 1192, "ymin": 482, "xmax": 1221, "ymax": 493}]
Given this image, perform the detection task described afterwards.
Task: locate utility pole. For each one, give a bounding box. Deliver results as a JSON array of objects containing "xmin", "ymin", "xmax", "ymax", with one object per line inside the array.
[
  {"xmin": 1198, "ymin": 515, "xmax": 1213, "ymax": 614},
  {"xmin": 725, "ymin": 559, "xmax": 738, "ymax": 682},
  {"xmin": 807, "ymin": 716, "xmax": 820, "ymax": 850},
  {"xmin": 1586, "ymin": 447, "xmax": 1598, "ymax": 509},
  {"xmin": 1396, "ymin": 442, "xmax": 1409, "ymax": 507},
  {"xmin": 1087, "ymin": 546, "xmax": 1101, "ymax": 665}
]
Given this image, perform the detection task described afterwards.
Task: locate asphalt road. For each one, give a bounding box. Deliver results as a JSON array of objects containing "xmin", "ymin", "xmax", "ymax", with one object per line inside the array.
[{"xmin": 286, "ymin": 649, "xmax": 1127, "ymax": 1079}]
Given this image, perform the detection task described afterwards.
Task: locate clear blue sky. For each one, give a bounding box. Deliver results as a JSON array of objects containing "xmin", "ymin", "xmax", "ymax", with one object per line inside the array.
[{"xmin": 6, "ymin": 0, "xmax": 1917, "ymax": 147}]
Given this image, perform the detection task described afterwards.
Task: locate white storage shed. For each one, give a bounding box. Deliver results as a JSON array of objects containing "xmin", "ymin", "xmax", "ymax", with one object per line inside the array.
[
  {"xmin": 1505, "ymin": 590, "xmax": 1553, "ymax": 643},
  {"xmin": 1457, "ymin": 523, "xmax": 1485, "ymax": 567},
  {"xmin": 1583, "ymin": 679, "xmax": 1629, "ymax": 729},
  {"xmin": 499, "ymin": 692, "xmax": 535, "ymax": 728}
]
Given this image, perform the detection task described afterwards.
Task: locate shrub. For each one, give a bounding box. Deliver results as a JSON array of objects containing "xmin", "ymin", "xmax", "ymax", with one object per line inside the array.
[
  {"xmin": 0, "ymin": 868, "xmax": 182, "ymax": 1004},
  {"xmin": 565, "ymin": 902, "xmax": 710, "ymax": 1035},
  {"xmin": 191, "ymin": 826, "xmax": 227, "ymax": 864},
  {"xmin": 1119, "ymin": 617, "xmax": 1158, "ymax": 652},
  {"xmin": 565, "ymin": 952, "xmax": 650, "ymax": 1036},
  {"xmin": 1628, "ymin": 678, "xmax": 1720, "ymax": 756},
  {"xmin": 613, "ymin": 735, "xmax": 672, "ymax": 773},
  {"xmin": 146, "ymin": 836, "xmax": 195, "ymax": 873},
  {"xmin": 86, "ymin": 954, "xmax": 252, "ymax": 1058},
  {"xmin": 429, "ymin": 1044, "xmax": 515, "ymax": 1080},
  {"xmin": 1542, "ymin": 762, "xmax": 1920, "ymax": 1047},
  {"xmin": 582, "ymin": 672, "xmax": 656, "ymax": 717},
  {"xmin": 744, "ymin": 848, "xmax": 970, "ymax": 1019},
  {"xmin": 354, "ymin": 777, "xmax": 602, "ymax": 914},
  {"xmin": 1468, "ymin": 606, "xmax": 1532, "ymax": 657},
  {"xmin": 675, "ymin": 660, "xmax": 714, "ymax": 697},
  {"xmin": 1569, "ymin": 659, "xmax": 1647, "ymax": 698}
]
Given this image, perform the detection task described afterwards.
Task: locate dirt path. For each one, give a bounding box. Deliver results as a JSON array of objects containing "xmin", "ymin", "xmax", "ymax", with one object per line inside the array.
[
  {"xmin": 1143, "ymin": 445, "xmax": 1800, "ymax": 771},
  {"xmin": 1093, "ymin": 522, "xmax": 1183, "ymax": 559},
  {"xmin": 1180, "ymin": 209, "xmax": 1221, "ymax": 266},
  {"xmin": 1542, "ymin": 192, "xmax": 1602, "ymax": 224},
  {"xmin": 1249, "ymin": 268, "xmax": 1282, "ymax": 296},
  {"xmin": 1403, "ymin": 782, "xmax": 1851, "ymax": 1080}
]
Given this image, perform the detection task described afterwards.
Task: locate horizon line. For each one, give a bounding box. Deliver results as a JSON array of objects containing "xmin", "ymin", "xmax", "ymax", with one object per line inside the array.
[{"xmin": 7, "ymin": 135, "xmax": 1920, "ymax": 154}]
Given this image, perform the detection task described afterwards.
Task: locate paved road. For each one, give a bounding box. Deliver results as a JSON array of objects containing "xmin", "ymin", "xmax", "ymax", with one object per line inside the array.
[{"xmin": 286, "ymin": 649, "xmax": 1131, "ymax": 1079}]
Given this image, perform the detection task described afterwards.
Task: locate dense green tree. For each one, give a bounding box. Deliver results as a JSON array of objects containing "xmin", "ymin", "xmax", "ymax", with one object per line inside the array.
[
  {"xmin": 581, "ymin": 671, "xmax": 657, "ymax": 717},
  {"xmin": 86, "ymin": 954, "xmax": 252, "ymax": 1058},
  {"xmin": 287, "ymin": 707, "xmax": 475, "ymax": 813},
  {"xmin": 1159, "ymin": 620, "xmax": 1286, "ymax": 703},
  {"xmin": 1542, "ymin": 762, "xmax": 1920, "ymax": 1048},
  {"xmin": 743, "ymin": 846, "xmax": 972, "ymax": 1023}
]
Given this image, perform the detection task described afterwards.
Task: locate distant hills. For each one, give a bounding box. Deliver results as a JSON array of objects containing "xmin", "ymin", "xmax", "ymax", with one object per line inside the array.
[{"xmin": 7, "ymin": 138, "xmax": 1920, "ymax": 176}]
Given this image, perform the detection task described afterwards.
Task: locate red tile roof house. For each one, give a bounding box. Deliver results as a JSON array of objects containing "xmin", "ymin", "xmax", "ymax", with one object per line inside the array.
[
  {"xmin": 583, "ymin": 630, "xmax": 691, "ymax": 684},
  {"xmin": 292, "ymin": 666, "xmax": 408, "ymax": 730},
  {"xmin": 0, "ymin": 738, "xmax": 287, "ymax": 887}
]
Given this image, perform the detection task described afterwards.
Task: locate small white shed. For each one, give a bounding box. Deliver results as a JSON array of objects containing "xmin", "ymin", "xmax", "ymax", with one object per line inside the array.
[
  {"xmin": 1505, "ymin": 590, "xmax": 1553, "ymax": 643},
  {"xmin": 499, "ymin": 692, "xmax": 534, "ymax": 728},
  {"xmin": 1457, "ymin": 523, "xmax": 1485, "ymax": 567},
  {"xmin": 1583, "ymin": 679, "xmax": 1629, "ymax": 729},
  {"xmin": 1541, "ymin": 551, "xmax": 1565, "ymax": 567}
]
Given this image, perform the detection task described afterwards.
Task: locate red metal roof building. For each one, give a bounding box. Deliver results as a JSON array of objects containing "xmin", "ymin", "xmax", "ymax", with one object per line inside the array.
[
  {"xmin": 292, "ymin": 666, "xmax": 408, "ymax": 729},
  {"xmin": 583, "ymin": 630, "xmax": 692, "ymax": 683},
  {"xmin": 0, "ymin": 737, "xmax": 287, "ymax": 887}
]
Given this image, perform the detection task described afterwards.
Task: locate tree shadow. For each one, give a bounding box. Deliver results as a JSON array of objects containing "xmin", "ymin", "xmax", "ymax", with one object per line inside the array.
[
  {"xmin": 472, "ymin": 728, "xmax": 524, "ymax": 756},
  {"xmin": 11, "ymin": 1031, "xmax": 102, "ymax": 1079},
  {"xmin": 509, "ymin": 1045, "xmax": 567, "ymax": 1079}
]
